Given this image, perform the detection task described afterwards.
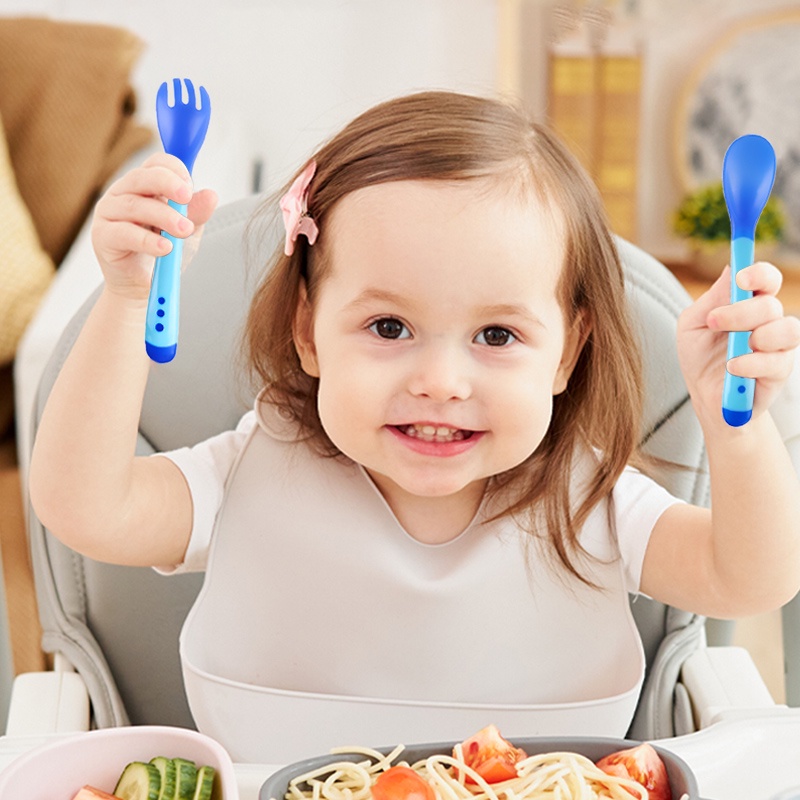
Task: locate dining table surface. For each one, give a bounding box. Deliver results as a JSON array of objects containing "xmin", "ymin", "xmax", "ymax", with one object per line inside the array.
[{"xmin": 1, "ymin": 707, "xmax": 800, "ymax": 800}]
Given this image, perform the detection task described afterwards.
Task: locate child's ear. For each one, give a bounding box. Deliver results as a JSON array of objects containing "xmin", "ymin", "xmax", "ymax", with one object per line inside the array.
[
  {"xmin": 553, "ymin": 308, "xmax": 591, "ymax": 395},
  {"xmin": 292, "ymin": 280, "xmax": 320, "ymax": 378}
]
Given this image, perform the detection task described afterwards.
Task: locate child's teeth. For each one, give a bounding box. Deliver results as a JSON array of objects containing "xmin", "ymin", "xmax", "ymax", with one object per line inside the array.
[{"xmin": 401, "ymin": 424, "xmax": 468, "ymax": 442}]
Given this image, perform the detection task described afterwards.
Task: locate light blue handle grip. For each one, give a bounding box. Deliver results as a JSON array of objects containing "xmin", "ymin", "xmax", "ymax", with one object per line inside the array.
[
  {"xmin": 722, "ymin": 236, "xmax": 755, "ymax": 426},
  {"xmin": 145, "ymin": 199, "xmax": 187, "ymax": 363}
]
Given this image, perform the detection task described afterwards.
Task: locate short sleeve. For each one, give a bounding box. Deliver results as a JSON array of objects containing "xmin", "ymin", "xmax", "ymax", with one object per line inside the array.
[
  {"xmin": 152, "ymin": 410, "xmax": 256, "ymax": 574},
  {"xmin": 612, "ymin": 467, "xmax": 685, "ymax": 594}
]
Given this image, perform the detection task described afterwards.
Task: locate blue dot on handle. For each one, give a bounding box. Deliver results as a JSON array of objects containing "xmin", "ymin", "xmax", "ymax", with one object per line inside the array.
[
  {"xmin": 155, "ymin": 323, "xmax": 164, "ymax": 332},
  {"xmin": 158, "ymin": 297, "xmax": 165, "ymax": 304},
  {"xmin": 738, "ymin": 385, "xmax": 746, "ymax": 393},
  {"xmin": 157, "ymin": 309, "xmax": 165, "ymax": 317}
]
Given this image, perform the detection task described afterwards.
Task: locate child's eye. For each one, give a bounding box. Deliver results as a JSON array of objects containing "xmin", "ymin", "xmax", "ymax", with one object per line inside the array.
[
  {"xmin": 369, "ymin": 317, "xmax": 410, "ymax": 340},
  {"xmin": 475, "ymin": 326, "xmax": 516, "ymax": 346}
]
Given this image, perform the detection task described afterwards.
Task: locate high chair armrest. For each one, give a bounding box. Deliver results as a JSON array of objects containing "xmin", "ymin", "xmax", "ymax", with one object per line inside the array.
[
  {"xmin": 681, "ymin": 645, "xmax": 778, "ymax": 729},
  {"xmin": 5, "ymin": 669, "xmax": 90, "ymax": 736}
]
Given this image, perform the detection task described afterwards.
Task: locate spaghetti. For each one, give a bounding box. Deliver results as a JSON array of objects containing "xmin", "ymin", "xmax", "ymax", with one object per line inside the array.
[{"xmin": 280, "ymin": 743, "xmax": 653, "ymax": 800}]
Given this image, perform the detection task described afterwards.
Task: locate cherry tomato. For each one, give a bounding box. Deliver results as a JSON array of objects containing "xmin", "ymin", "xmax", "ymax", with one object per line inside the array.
[
  {"xmin": 456, "ymin": 724, "xmax": 528, "ymax": 784},
  {"xmin": 596, "ymin": 743, "xmax": 672, "ymax": 800},
  {"xmin": 372, "ymin": 766, "xmax": 435, "ymax": 800}
]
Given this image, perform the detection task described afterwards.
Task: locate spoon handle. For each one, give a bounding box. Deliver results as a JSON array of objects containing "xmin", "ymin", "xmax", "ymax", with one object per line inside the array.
[{"xmin": 721, "ymin": 236, "xmax": 755, "ymax": 427}]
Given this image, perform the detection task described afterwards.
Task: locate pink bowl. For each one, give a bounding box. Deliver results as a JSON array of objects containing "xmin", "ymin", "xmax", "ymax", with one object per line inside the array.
[{"xmin": 0, "ymin": 725, "xmax": 239, "ymax": 800}]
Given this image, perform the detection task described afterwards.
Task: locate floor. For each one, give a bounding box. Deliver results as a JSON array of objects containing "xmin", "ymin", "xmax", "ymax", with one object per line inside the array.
[{"xmin": 0, "ymin": 431, "xmax": 45, "ymax": 676}]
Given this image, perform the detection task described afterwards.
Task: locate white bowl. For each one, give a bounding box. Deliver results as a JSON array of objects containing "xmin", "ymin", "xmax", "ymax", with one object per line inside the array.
[{"xmin": 0, "ymin": 725, "xmax": 239, "ymax": 800}]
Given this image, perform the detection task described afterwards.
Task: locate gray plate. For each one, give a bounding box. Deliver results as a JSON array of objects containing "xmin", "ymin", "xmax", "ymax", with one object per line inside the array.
[{"xmin": 259, "ymin": 735, "xmax": 699, "ymax": 800}]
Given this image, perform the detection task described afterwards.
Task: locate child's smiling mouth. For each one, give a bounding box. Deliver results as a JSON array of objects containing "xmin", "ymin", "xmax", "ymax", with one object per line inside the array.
[
  {"xmin": 387, "ymin": 422, "xmax": 482, "ymax": 454},
  {"xmin": 390, "ymin": 423, "xmax": 476, "ymax": 443}
]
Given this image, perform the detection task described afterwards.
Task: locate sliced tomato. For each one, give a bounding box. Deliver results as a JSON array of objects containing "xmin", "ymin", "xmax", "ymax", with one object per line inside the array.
[
  {"xmin": 456, "ymin": 724, "xmax": 528, "ymax": 784},
  {"xmin": 372, "ymin": 766, "xmax": 435, "ymax": 800},
  {"xmin": 596, "ymin": 743, "xmax": 672, "ymax": 800},
  {"xmin": 71, "ymin": 787, "xmax": 121, "ymax": 800}
]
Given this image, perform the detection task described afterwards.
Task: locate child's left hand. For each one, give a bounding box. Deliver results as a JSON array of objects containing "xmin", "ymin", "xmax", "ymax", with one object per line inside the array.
[{"xmin": 676, "ymin": 261, "xmax": 800, "ymax": 427}]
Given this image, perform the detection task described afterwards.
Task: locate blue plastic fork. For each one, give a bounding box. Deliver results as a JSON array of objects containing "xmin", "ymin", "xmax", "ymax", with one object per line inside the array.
[{"xmin": 145, "ymin": 78, "xmax": 211, "ymax": 363}]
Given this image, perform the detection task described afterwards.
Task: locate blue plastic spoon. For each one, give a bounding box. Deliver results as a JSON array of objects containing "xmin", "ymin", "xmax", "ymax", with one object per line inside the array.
[
  {"xmin": 145, "ymin": 79, "xmax": 211, "ymax": 363},
  {"xmin": 721, "ymin": 134, "xmax": 776, "ymax": 427}
]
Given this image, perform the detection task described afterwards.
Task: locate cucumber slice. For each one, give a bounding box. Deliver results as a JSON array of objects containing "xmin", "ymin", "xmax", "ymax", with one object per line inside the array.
[
  {"xmin": 114, "ymin": 761, "xmax": 162, "ymax": 800},
  {"xmin": 191, "ymin": 765, "xmax": 217, "ymax": 800},
  {"xmin": 150, "ymin": 757, "xmax": 177, "ymax": 800},
  {"xmin": 174, "ymin": 757, "xmax": 199, "ymax": 800}
]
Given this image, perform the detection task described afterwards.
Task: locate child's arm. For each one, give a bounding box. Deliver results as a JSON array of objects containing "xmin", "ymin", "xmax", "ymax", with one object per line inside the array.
[
  {"xmin": 28, "ymin": 153, "xmax": 218, "ymax": 567},
  {"xmin": 640, "ymin": 262, "xmax": 800, "ymax": 618}
]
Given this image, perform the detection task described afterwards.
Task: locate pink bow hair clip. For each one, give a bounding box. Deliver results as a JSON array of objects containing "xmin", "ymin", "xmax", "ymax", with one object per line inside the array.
[{"xmin": 280, "ymin": 160, "xmax": 319, "ymax": 256}]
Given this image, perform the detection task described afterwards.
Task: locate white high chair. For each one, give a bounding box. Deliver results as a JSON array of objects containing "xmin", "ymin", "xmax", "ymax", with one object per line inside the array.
[{"xmin": 5, "ymin": 194, "xmax": 786, "ymax": 744}]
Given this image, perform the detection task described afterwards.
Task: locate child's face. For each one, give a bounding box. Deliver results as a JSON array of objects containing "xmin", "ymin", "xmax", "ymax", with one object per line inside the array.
[{"xmin": 294, "ymin": 179, "xmax": 586, "ymax": 532}]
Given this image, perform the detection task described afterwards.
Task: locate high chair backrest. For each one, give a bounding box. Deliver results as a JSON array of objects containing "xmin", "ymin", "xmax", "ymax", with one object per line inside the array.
[{"xmin": 25, "ymin": 195, "xmax": 709, "ymax": 738}]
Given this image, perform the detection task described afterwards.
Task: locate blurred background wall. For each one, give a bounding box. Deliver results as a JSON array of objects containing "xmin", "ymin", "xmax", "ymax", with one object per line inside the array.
[
  {"xmin": 2, "ymin": 0, "xmax": 799, "ymax": 263},
  {"xmin": 0, "ymin": 0, "xmax": 499, "ymax": 205},
  {"xmin": 504, "ymin": 0, "xmax": 800, "ymax": 266}
]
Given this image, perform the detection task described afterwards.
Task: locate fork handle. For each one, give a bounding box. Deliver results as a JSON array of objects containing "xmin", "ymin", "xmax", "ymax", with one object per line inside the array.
[{"xmin": 145, "ymin": 199, "xmax": 187, "ymax": 363}]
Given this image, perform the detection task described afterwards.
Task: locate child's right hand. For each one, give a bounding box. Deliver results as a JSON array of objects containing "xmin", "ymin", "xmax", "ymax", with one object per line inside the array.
[{"xmin": 91, "ymin": 153, "xmax": 218, "ymax": 302}]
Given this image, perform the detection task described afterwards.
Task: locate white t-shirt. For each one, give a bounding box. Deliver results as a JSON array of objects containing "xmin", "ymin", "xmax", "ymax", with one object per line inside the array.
[{"xmin": 156, "ymin": 401, "xmax": 683, "ymax": 762}]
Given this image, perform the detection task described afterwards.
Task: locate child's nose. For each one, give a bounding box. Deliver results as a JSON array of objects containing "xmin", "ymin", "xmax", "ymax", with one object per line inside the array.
[{"xmin": 407, "ymin": 341, "xmax": 472, "ymax": 402}]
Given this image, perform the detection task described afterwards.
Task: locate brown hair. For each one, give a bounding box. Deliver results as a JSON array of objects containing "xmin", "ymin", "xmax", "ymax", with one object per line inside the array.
[{"xmin": 244, "ymin": 90, "xmax": 644, "ymax": 585}]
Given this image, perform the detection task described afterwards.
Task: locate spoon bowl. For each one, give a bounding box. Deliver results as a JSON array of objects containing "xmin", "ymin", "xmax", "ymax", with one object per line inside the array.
[{"xmin": 723, "ymin": 134, "xmax": 776, "ymax": 238}]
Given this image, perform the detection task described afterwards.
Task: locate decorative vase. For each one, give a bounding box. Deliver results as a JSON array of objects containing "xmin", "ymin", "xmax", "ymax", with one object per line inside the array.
[{"xmin": 687, "ymin": 242, "xmax": 729, "ymax": 281}]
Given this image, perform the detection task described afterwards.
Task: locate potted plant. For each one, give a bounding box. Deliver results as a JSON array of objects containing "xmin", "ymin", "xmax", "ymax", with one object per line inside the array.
[{"xmin": 672, "ymin": 181, "xmax": 785, "ymax": 279}]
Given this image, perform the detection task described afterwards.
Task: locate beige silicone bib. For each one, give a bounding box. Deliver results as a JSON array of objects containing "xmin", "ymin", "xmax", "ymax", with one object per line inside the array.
[{"xmin": 180, "ymin": 405, "xmax": 645, "ymax": 763}]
